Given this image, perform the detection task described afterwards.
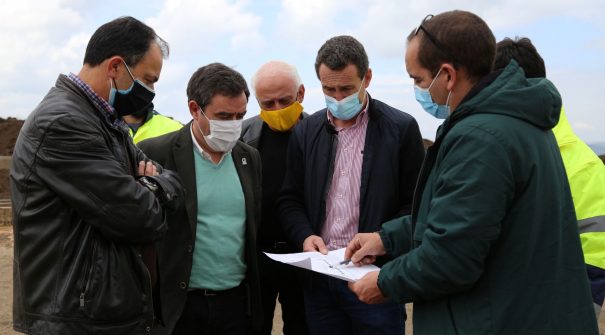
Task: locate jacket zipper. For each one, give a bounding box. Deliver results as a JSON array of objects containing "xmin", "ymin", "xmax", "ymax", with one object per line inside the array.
[
  {"xmin": 139, "ymin": 249, "xmax": 154, "ymax": 330},
  {"xmin": 80, "ymin": 240, "xmax": 98, "ymax": 307},
  {"xmin": 122, "ymin": 126, "xmax": 154, "ymax": 331},
  {"xmin": 120, "ymin": 130, "xmax": 134, "ymax": 175},
  {"xmin": 410, "ymin": 148, "xmax": 432, "ymax": 248},
  {"xmin": 446, "ymin": 298, "xmax": 460, "ymax": 335}
]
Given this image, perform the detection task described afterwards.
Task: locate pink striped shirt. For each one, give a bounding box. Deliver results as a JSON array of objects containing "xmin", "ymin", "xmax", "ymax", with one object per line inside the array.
[{"xmin": 321, "ymin": 102, "xmax": 369, "ymax": 250}]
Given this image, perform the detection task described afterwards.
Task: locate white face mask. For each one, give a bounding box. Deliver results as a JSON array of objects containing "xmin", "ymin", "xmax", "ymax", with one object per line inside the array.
[{"xmin": 195, "ymin": 109, "xmax": 242, "ymax": 153}]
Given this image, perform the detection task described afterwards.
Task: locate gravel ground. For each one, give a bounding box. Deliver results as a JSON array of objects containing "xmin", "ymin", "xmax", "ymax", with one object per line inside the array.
[
  {"xmin": 0, "ymin": 226, "xmax": 16, "ymax": 335},
  {"xmin": 0, "ymin": 226, "xmax": 602, "ymax": 334}
]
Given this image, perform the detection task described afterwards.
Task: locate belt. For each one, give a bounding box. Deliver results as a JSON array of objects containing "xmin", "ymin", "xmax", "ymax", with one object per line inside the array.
[{"xmin": 190, "ymin": 284, "xmax": 244, "ymax": 297}]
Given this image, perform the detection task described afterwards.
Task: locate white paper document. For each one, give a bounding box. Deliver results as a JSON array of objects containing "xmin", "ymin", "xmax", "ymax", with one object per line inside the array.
[{"xmin": 264, "ymin": 248, "xmax": 379, "ymax": 282}]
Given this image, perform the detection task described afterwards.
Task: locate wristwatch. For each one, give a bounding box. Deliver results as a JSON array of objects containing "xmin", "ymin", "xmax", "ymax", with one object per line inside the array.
[{"xmin": 138, "ymin": 176, "xmax": 159, "ymax": 193}]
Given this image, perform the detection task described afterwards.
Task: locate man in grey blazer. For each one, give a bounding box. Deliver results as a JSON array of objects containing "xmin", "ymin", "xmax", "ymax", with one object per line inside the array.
[{"xmin": 138, "ymin": 63, "xmax": 262, "ymax": 335}]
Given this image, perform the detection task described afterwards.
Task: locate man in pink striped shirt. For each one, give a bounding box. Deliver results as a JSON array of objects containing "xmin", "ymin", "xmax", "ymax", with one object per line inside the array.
[{"xmin": 278, "ymin": 35, "xmax": 425, "ymax": 335}]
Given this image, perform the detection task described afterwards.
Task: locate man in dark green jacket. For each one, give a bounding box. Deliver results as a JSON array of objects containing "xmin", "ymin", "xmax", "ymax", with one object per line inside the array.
[{"xmin": 345, "ymin": 10, "xmax": 598, "ymax": 334}]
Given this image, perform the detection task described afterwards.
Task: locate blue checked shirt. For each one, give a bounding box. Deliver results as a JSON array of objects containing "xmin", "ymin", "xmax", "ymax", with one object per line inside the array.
[{"xmin": 67, "ymin": 73, "xmax": 126, "ymax": 128}]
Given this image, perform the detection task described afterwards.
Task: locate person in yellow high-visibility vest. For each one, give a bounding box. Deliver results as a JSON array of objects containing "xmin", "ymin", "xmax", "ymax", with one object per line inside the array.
[
  {"xmin": 123, "ymin": 105, "xmax": 183, "ymax": 144},
  {"xmin": 496, "ymin": 37, "xmax": 605, "ymax": 316}
]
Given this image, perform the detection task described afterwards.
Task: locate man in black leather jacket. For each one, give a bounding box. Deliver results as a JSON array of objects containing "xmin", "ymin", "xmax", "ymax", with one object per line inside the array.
[{"xmin": 10, "ymin": 17, "xmax": 183, "ymax": 335}]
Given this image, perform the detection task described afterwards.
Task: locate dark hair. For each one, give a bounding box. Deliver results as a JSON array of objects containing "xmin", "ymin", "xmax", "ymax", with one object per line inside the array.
[
  {"xmin": 494, "ymin": 37, "xmax": 546, "ymax": 78},
  {"xmin": 407, "ymin": 10, "xmax": 495, "ymax": 81},
  {"xmin": 314, "ymin": 35, "xmax": 369, "ymax": 79},
  {"xmin": 83, "ymin": 16, "xmax": 169, "ymax": 67},
  {"xmin": 187, "ymin": 63, "xmax": 250, "ymax": 110}
]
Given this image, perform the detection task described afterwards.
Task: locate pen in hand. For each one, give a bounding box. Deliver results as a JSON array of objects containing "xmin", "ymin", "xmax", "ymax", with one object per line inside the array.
[
  {"xmin": 340, "ymin": 255, "xmax": 376, "ymax": 266},
  {"xmin": 339, "ymin": 259, "xmax": 351, "ymax": 266}
]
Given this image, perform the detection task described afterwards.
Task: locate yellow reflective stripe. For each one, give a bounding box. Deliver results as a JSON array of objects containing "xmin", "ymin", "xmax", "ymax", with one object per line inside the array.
[{"xmin": 580, "ymin": 231, "xmax": 605, "ymax": 269}]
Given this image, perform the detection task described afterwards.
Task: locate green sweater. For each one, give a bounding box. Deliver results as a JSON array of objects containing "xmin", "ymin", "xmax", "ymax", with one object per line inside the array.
[
  {"xmin": 189, "ymin": 151, "xmax": 246, "ymax": 290},
  {"xmin": 378, "ymin": 61, "xmax": 598, "ymax": 334}
]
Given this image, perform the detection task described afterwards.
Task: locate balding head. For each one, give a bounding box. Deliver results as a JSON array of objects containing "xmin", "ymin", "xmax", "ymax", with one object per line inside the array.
[{"xmin": 252, "ymin": 61, "xmax": 305, "ymax": 111}]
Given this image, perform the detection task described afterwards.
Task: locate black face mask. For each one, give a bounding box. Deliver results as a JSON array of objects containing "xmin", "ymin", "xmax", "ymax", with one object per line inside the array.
[
  {"xmin": 131, "ymin": 102, "xmax": 154, "ymax": 119},
  {"xmin": 109, "ymin": 60, "xmax": 155, "ymax": 118}
]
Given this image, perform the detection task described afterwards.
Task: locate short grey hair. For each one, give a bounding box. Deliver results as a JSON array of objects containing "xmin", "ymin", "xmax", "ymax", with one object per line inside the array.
[
  {"xmin": 156, "ymin": 36, "xmax": 170, "ymax": 59},
  {"xmin": 251, "ymin": 60, "xmax": 302, "ymax": 96}
]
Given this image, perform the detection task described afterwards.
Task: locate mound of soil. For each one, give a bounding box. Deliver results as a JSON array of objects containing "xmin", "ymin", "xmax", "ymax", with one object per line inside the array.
[
  {"xmin": 0, "ymin": 170, "xmax": 9, "ymax": 198},
  {"xmin": 0, "ymin": 118, "xmax": 24, "ymax": 198},
  {"xmin": 0, "ymin": 118, "xmax": 23, "ymax": 156}
]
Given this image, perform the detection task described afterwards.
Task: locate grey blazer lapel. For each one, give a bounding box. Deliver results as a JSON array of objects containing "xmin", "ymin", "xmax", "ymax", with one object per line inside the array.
[{"xmin": 173, "ymin": 123, "xmax": 197, "ymax": 235}]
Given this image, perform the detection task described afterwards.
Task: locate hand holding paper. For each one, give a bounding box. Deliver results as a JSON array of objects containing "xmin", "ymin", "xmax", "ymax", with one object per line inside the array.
[
  {"xmin": 348, "ymin": 271, "xmax": 387, "ymax": 304},
  {"xmin": 264, "ymin": 248, "xmax": 379, "ymax": 282}
]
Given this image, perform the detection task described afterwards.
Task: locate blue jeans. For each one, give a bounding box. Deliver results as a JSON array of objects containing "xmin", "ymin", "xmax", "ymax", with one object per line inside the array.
[{"xmin": 304, "ymin": 273, "xmax": 405, "ymax": 335}]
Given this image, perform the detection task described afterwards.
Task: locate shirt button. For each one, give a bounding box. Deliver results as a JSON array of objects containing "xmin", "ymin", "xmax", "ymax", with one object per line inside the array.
[
  {"xmin": 179, "ymin": 282, "xmax": 187, "ymax": 289},
  {"xmin": 187, "ymin": 245, "xmax": 193, "ymax": 253}
]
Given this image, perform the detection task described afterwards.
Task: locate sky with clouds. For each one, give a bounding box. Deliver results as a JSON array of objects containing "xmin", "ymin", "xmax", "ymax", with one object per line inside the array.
[{"xmin": 1, "ymin": 0, "xmax": 604, "ymax": 146}]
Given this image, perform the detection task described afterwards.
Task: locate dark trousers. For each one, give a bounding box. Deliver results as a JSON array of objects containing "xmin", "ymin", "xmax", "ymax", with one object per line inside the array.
[
  {"xmin": 255, "ymin": 250, "xmax": 308, "ymax": 335},
  {"xmin": 304, "ymin": 273, "xmax": 405, "ymax": 335},
  {"xmin": 172, "ymin": 285, "xmax": 247, "ymax": 335},
  {"xmin": 587, "ymin": 263, "xmax": 605, "ymax": 306}
]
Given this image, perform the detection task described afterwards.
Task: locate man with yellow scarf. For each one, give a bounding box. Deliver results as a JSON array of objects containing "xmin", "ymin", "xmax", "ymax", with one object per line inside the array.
[{"xmin": 241, "ymin": 60, "xmax": 309, "ymax": 335}]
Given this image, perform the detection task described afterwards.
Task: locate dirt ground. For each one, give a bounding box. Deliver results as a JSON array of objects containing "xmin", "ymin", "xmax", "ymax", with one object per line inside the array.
[
  {"xmin": 0, "ymin": 226, "xmax": 15, "ymax": 335},
  {"xmin": 0, "ymin": 225, "xmax": 603, "ymax": 334},
  {"xmin": 0, "ymin": 118, "xmax": 23, "ymax": 156},
  {"xmin": 0, "ymin": 118, "xmax": 24, "ymax": 199}
]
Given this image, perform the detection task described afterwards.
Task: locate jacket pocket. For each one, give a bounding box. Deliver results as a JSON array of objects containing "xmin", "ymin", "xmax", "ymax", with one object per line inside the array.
[
  {"xmin": 79, "ymin": 239, "xmax": 149, "ymax": 322},
  {"xmin": 79, "ymin": 238, "xmax": 98, "ymax": 308}
]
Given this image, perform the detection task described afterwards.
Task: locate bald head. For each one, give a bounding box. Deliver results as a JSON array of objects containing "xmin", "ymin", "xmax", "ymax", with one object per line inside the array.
[{"xmin": 252, "ymin": 61, "xmax": 305, "ymax": 111}]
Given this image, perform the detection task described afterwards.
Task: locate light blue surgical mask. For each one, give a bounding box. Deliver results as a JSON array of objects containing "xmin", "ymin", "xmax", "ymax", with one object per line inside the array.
[
  {"xmin": 324, "ymin": 79, "xmax": 366, "ymax": 120},
  {"xmin": 414, "ymin": 68, "xmax": 451, "ymax": 119}
]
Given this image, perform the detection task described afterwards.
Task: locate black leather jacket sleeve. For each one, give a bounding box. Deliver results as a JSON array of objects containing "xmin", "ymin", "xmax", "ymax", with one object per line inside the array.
[
  {"xmin": 36, "ymin": 114, "xmax": 182, "ymax": 244},
  {"xmin": 132, "ymin": 145, "xmax": 183, "ymax": 211}
]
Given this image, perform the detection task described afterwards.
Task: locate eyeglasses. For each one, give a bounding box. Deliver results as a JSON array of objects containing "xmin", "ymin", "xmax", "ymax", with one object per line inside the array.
[{"xmin": 414, "ymin": 14, "xmax": 458, "ymax": 67}]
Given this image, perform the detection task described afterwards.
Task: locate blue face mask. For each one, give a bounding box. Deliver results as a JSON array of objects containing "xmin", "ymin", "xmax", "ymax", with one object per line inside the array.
[
  {"xmin": 324, "ymin": 79, "xmax": 365, "ymax": 121},
  {"xmin": 414, "ymin": 68, "xmax": 451, "ymax": 119}
]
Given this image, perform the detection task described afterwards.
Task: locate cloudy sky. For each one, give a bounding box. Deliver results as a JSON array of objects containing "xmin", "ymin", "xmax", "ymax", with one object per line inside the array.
[{"xmin": 1, "ymin": 0, "xmax": 604, "ymax": 146}]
